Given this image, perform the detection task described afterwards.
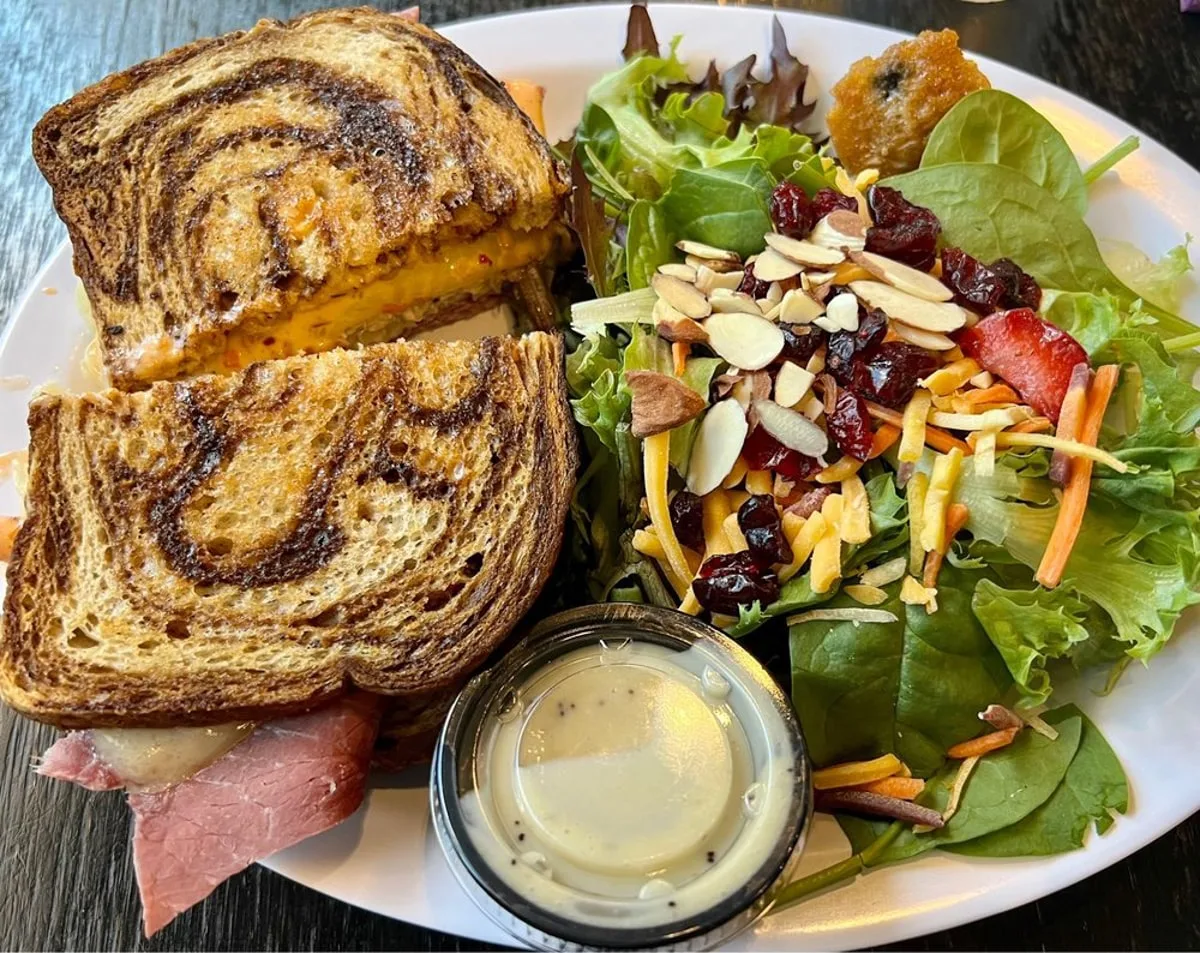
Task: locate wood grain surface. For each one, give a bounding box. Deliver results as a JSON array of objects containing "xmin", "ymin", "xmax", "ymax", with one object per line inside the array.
[{"xmin": 1, "ymin": 1, "xmax": 1198, "ymax": 950}]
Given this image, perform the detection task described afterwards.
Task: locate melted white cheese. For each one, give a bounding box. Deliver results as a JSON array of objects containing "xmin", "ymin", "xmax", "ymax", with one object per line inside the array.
[{"xmin": 91, "ymin": 723, "xmax": 254, "ymax": 792}]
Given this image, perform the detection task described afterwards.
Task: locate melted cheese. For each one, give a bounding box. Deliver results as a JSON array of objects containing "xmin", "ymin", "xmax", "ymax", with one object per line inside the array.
[
  {"xmin": 91, "ymin": 723, "xmax": 254, "ymax": 792},
  {"xmin": 205, "ymin": 225, "xmax": 560, "ymax": 373}
]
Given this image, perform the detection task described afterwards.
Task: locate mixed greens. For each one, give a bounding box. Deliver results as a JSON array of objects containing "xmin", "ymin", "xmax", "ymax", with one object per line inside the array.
[{"xmin": 556, "ymin": 6, "xmax": 1199, "ymax": 903}]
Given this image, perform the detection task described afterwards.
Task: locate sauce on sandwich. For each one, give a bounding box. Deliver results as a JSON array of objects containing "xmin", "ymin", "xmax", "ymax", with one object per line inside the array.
[{"xmin": 455, "ymin": 636, "xmax": 801, "ymax": 931}]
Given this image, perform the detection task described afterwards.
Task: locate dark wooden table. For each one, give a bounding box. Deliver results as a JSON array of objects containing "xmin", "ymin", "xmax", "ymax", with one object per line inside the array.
[{"xmin": 2, "ymin": 0, "xmax": 1198, "ymax": 950}]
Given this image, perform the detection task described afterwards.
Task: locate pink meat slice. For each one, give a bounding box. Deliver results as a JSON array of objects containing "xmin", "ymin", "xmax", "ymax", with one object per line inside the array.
[
  {"xmin": 38, "ymin": 732, "xmax": 126, "ymax": 791},
  {"xmin": 37, "ymin": 695, "xmax": 381, "ymax": 936}
]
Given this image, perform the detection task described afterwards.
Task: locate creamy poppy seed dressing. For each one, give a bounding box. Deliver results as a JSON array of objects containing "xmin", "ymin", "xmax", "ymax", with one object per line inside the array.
[{"xmin": 455, "ymin": 636, "xmax": 802, "ymax": 931}]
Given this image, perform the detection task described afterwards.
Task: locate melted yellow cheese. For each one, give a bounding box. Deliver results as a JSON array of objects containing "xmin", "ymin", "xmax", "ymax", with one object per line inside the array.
[{"xmin": 206, "ymin": 225, "xmax": 560, "ymax": 373}]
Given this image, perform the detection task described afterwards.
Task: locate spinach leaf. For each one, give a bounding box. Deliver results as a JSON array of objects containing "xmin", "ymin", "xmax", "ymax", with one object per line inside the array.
[
  {"xmin": 921, "ymin": 90, "xmax": 1087, "ymax": 215},
  {"xmin": 950, "ymin": 706, "xmax": 1127, "ymax": 857},
  {"xmin": 790, "ymin": 564, "xmax": 1012, "ymax": 777},
  {"xmin": 884, "ymin": 163, "xmax": 1196, "ymax": 338},
  {"xmin": 841, "ymin": 715, "xmax": 1083, "ymax": 862},
  {"xmin": 625, "ymin": 199, "xmax": 674, "ymax": 290},
  {"xmin": 661, "ymin": 158, "xmax": 774, "ymax": 258}
]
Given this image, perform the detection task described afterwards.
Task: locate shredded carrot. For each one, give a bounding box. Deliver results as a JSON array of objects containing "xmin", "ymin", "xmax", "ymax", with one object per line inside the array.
[
  {"xmin": 672, "ymin": 341, "xmax": 690, "ymax": 377},
  {"xmin": 868, "ymin": 424, "xmax": 901, "ymax": 460},
  {"xmin": 816, "ymin": 455, "xmax": 863, "ymax": 484},
  {"xmin": 852, "ymin": 776, "xmax": 926, "ymax": 800},
  {"xmin": 1010, "ymin": 416, "xmax": 1053, "ymax": 434},
  {"xmin": 947, "ymin": 727, "xmax": 1020, "ymax": 759},
  {"xmin": 1036, "ymin": 365, "xmax": 1120, "ymax": 588},
  {"xmin": 865, "ymin": 401, "xmax": 972, "ymax": 454},
  {"xmin": 922, "ymin": 503, "xmax": 970, "ymax": 588},
  {"xmin": 813, "ymin": 753, "xmax": 903, "ymax": 790},
  {"xmin": 958, "ymin": 383, "xmax": 1019, "ymax": 407}
]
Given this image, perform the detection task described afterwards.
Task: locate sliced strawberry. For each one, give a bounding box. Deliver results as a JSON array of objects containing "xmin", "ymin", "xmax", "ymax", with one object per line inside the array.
[
  {"xmin": 742, "ymin": 425, "xmax": 823, "ymax": 482},
  {"xmin": 959, "ymin": 309, "xmax": 1088, "ymax": 423}
]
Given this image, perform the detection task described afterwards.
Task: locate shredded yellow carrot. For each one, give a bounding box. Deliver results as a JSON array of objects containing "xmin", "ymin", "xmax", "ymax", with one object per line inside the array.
[
  {"xmin": 722, "ymin": 455, "xmax": 749, "ymax": 489},
  {"xmin": 852, "ymin": 776, "xmax": 926, "ymax": 800},
  {"xmin": 1010, "ymin": 416, "xmax": 1053, "ymax": 434},
  {"xmin": 780, "ymin": 512, "xmax": 826, "ymax": 582},
  {"xmin": 813, "ymin": 753, "xmax": 902, "ymax": 790},
  {"xmin": 994, "ymin": 432, "xmax": 1129, "ymax": 472},
  {"xmin": 816, "ymin": 455, "xmax": 863, "ymax": 484},
  {"xmin": 868, "ymin": 424, "xmax": 901, "ymax": 459},
  {"xmin": 701, "ymin": 489, "xmax": 733, "ymax": 555},
  {"xmin": 866, "ymin": 401, "xmax": 973, "ymax": 454},
  {"xmin": 920, "ymin": 358, "xmax": 981, "ymax": 396},
  {"xmin": 745, "ymin": 468, "xmax": 773, "ymax": 496},
  {"xmin": 642, "ymin": 432, "xmax": 693, "ymax": 588},
  {"xmin": 922, "ymin": 503, "xmax": 970, "ymax": 588},
  {"xmin": 831, "ymin": 263, "xmax": 874, "ymax": 285},
  {"xmin": 672, "ymin": 341, "xmax": 690, "ymax": 377},
  {"xmin": 722, "ymin": 512, "xmax": 749, "ymax": 552},
  {"xmin": 947, "ymin": 727, "xmax": 1020, "ymax": 759},
  {"xmin": 631, "ymin": 529, "xmax": 692, "ymax": 598},
  {"xmin": 907, "ymin": 472, "xmax": 929, "ymax": 574},
  {"xmin": 1055, "ymin": 370, "xmax": 1090, "ymax": 448},
  {"xmin": 1036, "ymin": 365, "xmax": 1121, "ymax": 588}
]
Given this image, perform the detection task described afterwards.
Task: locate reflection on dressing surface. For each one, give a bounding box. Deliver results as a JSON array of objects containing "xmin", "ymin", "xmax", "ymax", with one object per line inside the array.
[{"xmin": 461, "ymin": 639, "xmax": 800, "ymax": 931}]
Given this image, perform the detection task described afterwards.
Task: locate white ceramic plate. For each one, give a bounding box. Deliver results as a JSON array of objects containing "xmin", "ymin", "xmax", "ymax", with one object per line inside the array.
[{"xmin": 3, "ymin": 3, "xmax": 1199, "ymax": 949}]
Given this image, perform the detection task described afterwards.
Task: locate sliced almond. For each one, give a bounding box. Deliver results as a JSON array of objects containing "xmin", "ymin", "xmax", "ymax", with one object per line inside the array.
[
  {"xmin": 779, "ymin": 288, "xmax": 825, "ymax": 325},
  {"xmin": 813, "ymin": 316, "xmax": 842, "ymax": 333},
  {"xmin": 757, "ymin": 298, "xmax": 775, "ymax": 312},
  {"xmin": 800, "ymin": 393, "xmax": 825, "ymax": 421},
  {"xmin": 658, "ymin": 262, "xmax": 698, "ymax": 282},
  {"xmin": 657, "ymin": 316, "xmax": 708, "ymax": 344},
  {"xmin": 766, "ymin": 282, "xmax": 785, "ymax": 305},
  {"xmin": 754, "ymin": 400, "xmax": 829, "ymax": 457},
  {"xmin": 695, "ymin": 265, "xmax": 744, "ymax": 295},
  {"xmin": 774, "ymin": 361, "xmax": 815, "ymax": 408},
  {"xmin": 709, "ymin": 289, "xmax": 763, "ymax": 315},
  {"xmin": 704, "ymin": 312, "xmax": 785, "ymax": 370},
  {"xmin": 969, "ymin": 370, "xmax": 995, "ymax": 389},
  {"xmin": 849, "ymin": 280, "xmax": 968, "ymax": 333},
  {"xmin": 625, "ymin": 371, "xmax": 706, "ymax": 437},
  {"xmin": 750, "ymin": 247, "xmax": 805, "ymax": 282},
  {"xmin": 892, "ymin": 322, "xmax": 957, "ymax": 351},
  {"xmin": 686, "ymin": 254, "xmax": 740, "ymax": 274},
  {"xmin": 802, "ymin": 270, "xmax": 836, "ymax": 288},
  {"xmin": 809, "ymin": 210, "xmax": 867, "ymax": 253},
  {"xmin": 764, "ymin": 233, "xmax": 846, "ymax": 267},
  {"xmin": 824, "ymin": 293, "xmax": 860, "ymax": 332},
  {"xmin": 652, "ymin": 297, "xmax": 687, "ymax": 325},
  {"xmin": 686, "ymin": 399, "xmax": 749, "ymax": 495},
  {"xmin": 677, "ymin": 240, "xmax": 741, "ymax": 264},
  {"xmin": 851, "ymin": 251, "xmax": 953, "ymax": 303},
  {"xmin": 653, "ymin": 273, "xmax": 711, "ymax": 319},
  {"xmin": 762, "ymin": 302, "xmax": 783, "ymax": 322}
]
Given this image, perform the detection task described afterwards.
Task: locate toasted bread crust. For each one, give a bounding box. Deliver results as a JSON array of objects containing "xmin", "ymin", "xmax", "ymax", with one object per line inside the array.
[
  {"xmin": 1, "ymin": 333, "xmax": 577, "ymax": 727},
  {"xmin": 33, "ymin": 7, "xmax": 569, "ymax": 388}
]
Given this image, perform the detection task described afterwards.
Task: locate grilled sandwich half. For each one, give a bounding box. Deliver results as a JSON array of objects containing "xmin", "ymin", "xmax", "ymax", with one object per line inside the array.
[
  {"xmin": 1, "ymin": 333, "xmax": 576, "ymax": 726},
  {"xmin": 33, "ymin": 7, "xmax": 571, "ymax": 390}
]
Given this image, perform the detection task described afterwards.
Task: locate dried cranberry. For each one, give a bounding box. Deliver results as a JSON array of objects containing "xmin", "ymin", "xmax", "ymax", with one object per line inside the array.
[
  {"xmin": 811, "ymin": 188, "xmax": 859, "ymax": 219},
  {"xmin": 738, "ymin": 494, "xmax": 793, "ymax": 565},
  {"xmin": 737, "ymin": 260, "xmax": 771, "ymax": 300},
  {"xmin": 786, "ymin": 485, "xmax": 833, "ymax": 519},
  {"xmin": 826, "ymin": 331, "xmax": 858, "ymax": 382},
  {"xmin": 941, "ymin": 247, "xmax": 1007, "ymax": 313},
  {"xmin": 669, "ymin": 490, "xmax": 705, "ymax": 552},
  {"xmin": 846, "ymin": 342, "xmax": 940, "ymax": 409},
  {"xmin": 778, "ymin": 324, "xmax": 826, "ymax": 364},
  {"xmin": 864, "ymin": 185, "xmax": 942, "ymax": 271},
  {"xmin": 769, "ymin": 182, "xmax": 816, "ymax": 238},
  {"xmin": 990, "ymin": 258, "xmax": 1042, "ymax": 310},
  {"xmin": 694, "ymin": 551, "xmax": 781, "ymax": 615},
  {"xmin": 825, "ymin": 386, "xmax": 874, "ymax": 461},
  {"xmin": 742, "ymin": 426, "xmax": 824, "ymax": 481},
  {"xmin": 855, "ymin": 308, "xmax": 889, "ymax": 352}
]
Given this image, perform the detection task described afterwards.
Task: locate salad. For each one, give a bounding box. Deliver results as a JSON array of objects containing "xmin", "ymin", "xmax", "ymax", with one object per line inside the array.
[{"xmin": 556, "ymin": 6, "xmax": 1200, "ymax": 905}]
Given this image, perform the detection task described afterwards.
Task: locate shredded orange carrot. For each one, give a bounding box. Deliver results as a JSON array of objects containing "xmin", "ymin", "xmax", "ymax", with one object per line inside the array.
[
  {"xmin": 922, "ymin": 502, "xmax": 970, "ymax": 588},
  {"xmin": 947, "ymin": 727, "xmax": 1020, "ymax": 759},
  {"xmin": 852, "ymin": 776, "xmax": 926, "ymax": 800},
  {"xmin": 1036, "ymin": 365, "xmax": 1119, "ymax": 588},
  {"xmin": 868, "ymin": 424, "xmax": 901, "ymax": 460},
  {"xmin": 865, "ymin": 401, "xmax": 973, "ymax": 455},
  {"xmin": 813, "ymin": 753, "xmax": 903, "ymax": 790},
  {"xmin": 1054, "ymin": 369, "xmax": 1090, "ymax": 447},
  {"xmin": 831, "ymin": 263, "xmax": 874, "ymax": 285},
  {"xmin": 672, "ymin": 341, "xmax": 690, "ymax": 377},
  {"xmin": 959, "ymin": 383, "xmax": 1019, "ymax": 407},
  {"xmin": 1010, "ymin": 416, "xmax": 1053, "ymax": 434}
]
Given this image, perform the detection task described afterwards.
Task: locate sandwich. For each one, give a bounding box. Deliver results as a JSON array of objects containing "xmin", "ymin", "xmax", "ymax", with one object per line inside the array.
[
  {"xmin": 32, "ymin": 6, "xmax": 571, "ymax": 390},
  {"xmin": 5, "ymin": 333, "xmax": 577, "ymax": 931}
]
